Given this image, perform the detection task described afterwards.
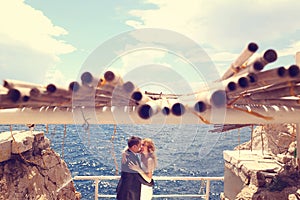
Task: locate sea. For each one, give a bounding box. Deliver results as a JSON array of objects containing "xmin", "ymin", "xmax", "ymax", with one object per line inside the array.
[{"xmin": 0, "ymin": 124, "xmax": 251, "ymax": 200}]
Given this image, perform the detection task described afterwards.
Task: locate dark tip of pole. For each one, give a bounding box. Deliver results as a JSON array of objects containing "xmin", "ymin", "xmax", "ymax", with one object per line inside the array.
[
  {"xmin": 211, "ymin": 90, "xmax": 226, "ymax": 108},
  {"xmin": 8, "ymin": 89, "xmax": 21, "ymax": 102},
  {"xmin": 22, "ymin": 95, "xmax": 30, "ymax": 102},
  {"xmin": 162, "ymin": 107, "xmax": 170, "ymax": 115},
  {"xmin": 46, "ymin": 84, "xmax": 56, "ymax": 93},
  {"xmin": 253, "ymin": 61, "xmax": 264, "ymax": 71},
  {"xmin": 30, "ymin": 88, "xmax": 40, "ymax": 96},
  {"xmin": 238, "ymin": 77, "xmax": 249, "ymax": 88},
  {"xmin": 263, "ymin": 49, "xmax": 277, "ymax": 63},
  {"xmin": 227, "ymin": 82, "xmax": 236, "ymax": 91},
  {"xmin": 3, "ymin": 80, "xmax": 9, "ymax": 88},
  {"xmin": 81, "ymin": 72, "xmax": 93, "ymax": 84},
  {"xmin": 69, "ymin": 81, "xmax": 80, "ymax": 92},
  {"xmin": 131, "ymin": 91, "xmax": 143, "ymax": 101},
  {"xmin": 171, "ymin": 103, "xmax": 185, "ymax": 116},
  {"xmin": 247, "ymin": 73, "xmax": 258, "ymax": 83},
  {"xmin": 138, "ymin": 104, "xmax": 152, "ymax": 119},
  {"xmin": 288, "ymin": 65, "xmax": 299, "ymax": 77},
  {"xmin": 104, "ymin": 71, "xmax": 115, "ymax": 82},
  {"xmin": 277, "ymin": 66, "xmax": 286, "ymax": 77},
  {"xmin": 194, "ymin": 101, "xmax": 206, "ymax": 113},
  {"xmin": 123, "ymin": 81, "xmax": 135, "ymax": 93},
  {"xmin": 248, "ymin": 42, "xmax": 258, "ymax": 52}
]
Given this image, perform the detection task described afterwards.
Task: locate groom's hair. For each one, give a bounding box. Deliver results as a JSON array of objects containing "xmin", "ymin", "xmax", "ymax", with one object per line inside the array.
[{"xmin": 128, "ymin": 136, "xmax": 141, "ymax": 148}]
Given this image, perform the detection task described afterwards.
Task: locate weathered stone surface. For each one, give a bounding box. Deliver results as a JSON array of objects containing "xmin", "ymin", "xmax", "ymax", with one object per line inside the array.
[
  {"xmin": 11, "ymin": 131, "xmax": 34, "ymax": 154},
  {"xmin": 0, "ymin": 140, "xmax": 11, "ymax": 162},
  {"xmin": 0, "ymin": 130, "xmax": 81, "ymax": 200},
  {"xmin": 250, "ymin": 171, "xmax": 266, "ymax": 187},
  {"xmin": 277, "ymin": 153, "xmax": 293, "ymax": 164},
  {"xmin": 235, "ymin": 123, "xmax": 295, "ymax": 155},
  {"xmin": 225, "ymin": 124, "xmax": 300, "ymax": 200}
]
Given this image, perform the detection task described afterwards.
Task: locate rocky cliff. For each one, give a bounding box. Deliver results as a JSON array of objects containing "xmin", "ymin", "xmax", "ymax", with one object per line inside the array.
[
  {"xmin": 222, "ymin": 123, "xmax": 300, "ymax": 200},
  {"xmin": 0, "ymin": 130, "xmax": 81, "ymax": 200}
]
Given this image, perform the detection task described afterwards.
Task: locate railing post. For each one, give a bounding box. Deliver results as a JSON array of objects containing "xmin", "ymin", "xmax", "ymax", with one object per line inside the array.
[
  {"xmin": 94, "ymin": 179, "xmax": 99, "ymax": 200},
  {"xmin": 205, "ymin": 180, "xmax": 210, "ymax": 200}
]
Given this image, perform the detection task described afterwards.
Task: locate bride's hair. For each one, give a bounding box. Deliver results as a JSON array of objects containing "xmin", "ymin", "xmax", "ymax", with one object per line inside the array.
[{"xmin": 142, "ymin": 138, "xmax": 157, "ymax": 168}]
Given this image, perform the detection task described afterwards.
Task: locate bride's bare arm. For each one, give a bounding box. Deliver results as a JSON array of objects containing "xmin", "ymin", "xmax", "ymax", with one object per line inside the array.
[{"xmin": 128, "ymin": 161, "xmax": 152, "ymax": 183}]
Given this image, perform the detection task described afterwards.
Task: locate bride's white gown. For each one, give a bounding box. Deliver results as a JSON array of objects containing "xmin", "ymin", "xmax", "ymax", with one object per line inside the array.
[{"xmin": 140, "ymin": 160, "xmax": 153, "ymax": 200}]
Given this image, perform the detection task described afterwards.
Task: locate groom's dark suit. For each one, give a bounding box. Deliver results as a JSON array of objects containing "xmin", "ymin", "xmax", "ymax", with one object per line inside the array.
[{"xmin": 116, "ymin": 149, "xmax": 153, "ymax": 200}]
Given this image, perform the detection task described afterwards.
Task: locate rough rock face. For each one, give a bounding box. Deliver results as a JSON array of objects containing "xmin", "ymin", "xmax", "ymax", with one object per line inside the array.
[
  {"xmin": 226, "ymin": 124, "xmax": 300, "ymax": 200},
  {"xmin": 0, "ymin": 130, "xmax": 81, "ymax": 200},
  {"xmin": 235, "ymin": 123, "xmax": 296, "ymax": 155}
]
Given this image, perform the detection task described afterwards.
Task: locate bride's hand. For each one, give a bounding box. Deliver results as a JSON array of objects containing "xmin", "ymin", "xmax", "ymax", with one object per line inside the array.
[{"xmin": 128, "ymin": 161, "xmax": 141, "ymax": 172}]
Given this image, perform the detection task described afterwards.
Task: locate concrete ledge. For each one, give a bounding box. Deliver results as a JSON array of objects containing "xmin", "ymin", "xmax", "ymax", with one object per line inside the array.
[
  {"xmin": 223, "ymin": 150, "xmax": 283, "ymax": 199},
  {"xmin": 0, "ymin": 140, "xmax": 12, "ymax": 162},
  {"xmin": 0, "ymin": 130, "xmax": 44, "ymax": 162}
]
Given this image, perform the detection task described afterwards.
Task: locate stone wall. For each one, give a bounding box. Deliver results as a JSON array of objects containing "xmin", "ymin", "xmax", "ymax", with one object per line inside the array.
[
  {"xmin": 222, "ymin": 124, "xmax": 300, "ymax": 200},
  {"xmin": 0, "ymin": 130, "xmax": 81, "ymax": 200}
]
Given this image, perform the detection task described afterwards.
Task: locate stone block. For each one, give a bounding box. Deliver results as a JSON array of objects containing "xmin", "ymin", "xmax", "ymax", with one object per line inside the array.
[
  {"xmin": 250, "ymin": 171, "xmax": 266, "ymax": 187},
  {"xmin": 223, "ymin": 151, "xmax": 232, "ymax": 162},
  {"xmin": 11, "ymin": 131, "xmax": 34, "ymax": 154},
  {"xmin": 225, "ymin": 161, "xmax": 233, "ymax": 170},
  {"xmin": 276, "ymin": 153, "xmax": 293, "ymax": 164},
  {"xmin": 32, "ymin": 131, "xmax": 44, "ymax": 142},
  {"xmin": 239, "ymin": 170, "xmax": 250, "ymax": 185},
  {"xmin": 0, "ymin": 140, "xmax": 12, "ymax": 162},
  {"xmin": 241, "ymin": 164, "xmax": 251, "ymax": 177},
  {"xmin": 0, "ymin": 131, "xmax": 19, "ymax": 142}
]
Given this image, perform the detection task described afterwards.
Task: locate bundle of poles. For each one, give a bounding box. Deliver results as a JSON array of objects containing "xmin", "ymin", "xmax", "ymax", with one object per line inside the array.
[{"xmin": 1, "ymin": 42, "xmax": 300, "ymax": 123}]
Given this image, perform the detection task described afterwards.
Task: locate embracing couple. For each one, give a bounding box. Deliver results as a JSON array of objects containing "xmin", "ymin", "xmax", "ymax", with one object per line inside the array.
[{"xmin": 116, "ymin": 136, "xmax": 157, "ymax": 200}]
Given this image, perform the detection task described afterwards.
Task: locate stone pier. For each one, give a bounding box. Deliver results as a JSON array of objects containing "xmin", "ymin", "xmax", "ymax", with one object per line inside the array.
[
  {"xmin": 221, "ymin": 149, "xmax": 300, "ymax": 200},
  {"xmin": 0, "ymin": 130, "xmax": 81, "ymax": 199}
]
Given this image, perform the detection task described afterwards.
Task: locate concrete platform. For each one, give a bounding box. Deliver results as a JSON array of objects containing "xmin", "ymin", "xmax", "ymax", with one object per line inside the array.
[
  {"xmin": 223, "ymin": 150, "xmax": 283, "ymax": 200},
  {"xmin": 0, "ymin": 130, "xmax": 44, "ymax": 162}
]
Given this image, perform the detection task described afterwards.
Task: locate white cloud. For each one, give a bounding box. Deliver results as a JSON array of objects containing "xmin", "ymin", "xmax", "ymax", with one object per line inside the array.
[
  {"xmin": 126, "ymin": 0, "xmax": 300, "ymax": 65},
  {"xmin": 0, "ymin": 0, "xmax": 76, "ymax": 83},
  {"xmin": 278, "ymin": 41, "xmax": 300, "ymax": 57}
]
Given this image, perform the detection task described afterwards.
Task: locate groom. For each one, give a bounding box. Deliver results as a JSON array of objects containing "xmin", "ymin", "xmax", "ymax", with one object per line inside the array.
[{"xmin": 116, "ymin": 136, "xmax": 153, "ymax": 200}]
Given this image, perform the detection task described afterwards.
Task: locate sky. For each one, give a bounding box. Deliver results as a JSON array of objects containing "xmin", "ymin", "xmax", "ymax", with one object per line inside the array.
[{"xmin": 1, "ymin": 0, "xmax": 300, "ymax": 94}]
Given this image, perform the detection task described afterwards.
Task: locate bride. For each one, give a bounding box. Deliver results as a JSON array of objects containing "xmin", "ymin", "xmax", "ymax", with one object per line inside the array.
[{"xmin": 128, "ymin": 138, "xmax": 157, "ymax": 200}]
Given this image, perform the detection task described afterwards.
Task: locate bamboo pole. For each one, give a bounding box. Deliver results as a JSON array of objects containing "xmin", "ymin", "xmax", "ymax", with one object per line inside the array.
[
  {"xmin": 249, "ymin": 84, "xmax": 300, "ymax": 100},
  {"xmin": 104, "ymin": 70, "xmax": 123, "ymax": 86},
  {"xmin": 235, "ymin": 49, "xmax": 277, "ymax": 76},
  {"xmin": 1, "ymin": 105, "xmax": 300, "ymax": 124},
  {"xmin": 221, "ymin": 42, "xmax": 258, "ymax": 80},
  {"xmin": 233, "ymin": 96, "xmax": 300, "ymax": 107},
  {"xmin": 226, "ymin": 66, "xmax": 300, "ymax": 99},
  {"xmin": 3, "ymin": 79, "xmax": 45, "ymax": 90}
]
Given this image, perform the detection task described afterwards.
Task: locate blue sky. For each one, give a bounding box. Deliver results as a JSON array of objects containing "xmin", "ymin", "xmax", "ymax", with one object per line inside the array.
[{"xmin": 1, "ymin": 0, "xmax": 300, "ymax": 94}]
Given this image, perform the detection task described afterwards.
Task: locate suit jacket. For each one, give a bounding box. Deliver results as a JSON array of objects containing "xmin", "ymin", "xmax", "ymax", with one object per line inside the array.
[{"xmin": 116, "ymin": 149, "xmax": 154, "ymax": 200}]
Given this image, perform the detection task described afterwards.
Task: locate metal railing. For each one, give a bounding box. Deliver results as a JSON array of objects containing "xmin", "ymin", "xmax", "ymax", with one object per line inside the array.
[{"xmin": 73, "ymin": 175, "xmax": 224, "ymax": 200}]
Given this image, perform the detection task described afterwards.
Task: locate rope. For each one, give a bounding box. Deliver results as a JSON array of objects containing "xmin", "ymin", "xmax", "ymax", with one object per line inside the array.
[
  {"xmin": 80, "ymin": 108, "xmax": 91, "ymax": 146},
  {"xmin": 288, "ymin": 81, "xmax": 296, "ymax": 96},
  {"xmin": 238, "ymin": 128, "xmax": 241, "ymax": 157},
  {"xmin": 227, "ymin": 105, "xmax": 273, "ymax": 120},
  {"xmin": 251, "ymin": 125, "xmax": 254, "ymax": 151},
  {"xmin": 110, "ymin": 124, "xmax": 119, "ymax": 175},
  {"xmin": 62, "ymin": 124, "xmax": 67, "ymax": 159},
  {"xmin": 191, "ymin": 110, "xmax": 211, "ymax": 124},
  {"xmin": 261, "ymin": 126, "xmax": 265, "ymax": 155}
]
